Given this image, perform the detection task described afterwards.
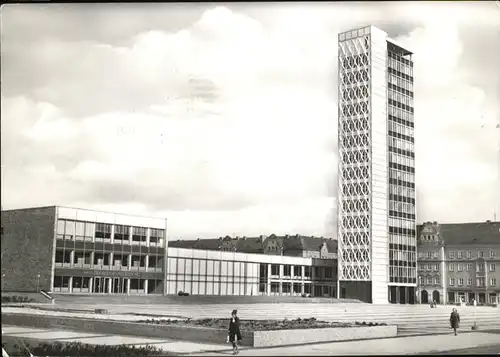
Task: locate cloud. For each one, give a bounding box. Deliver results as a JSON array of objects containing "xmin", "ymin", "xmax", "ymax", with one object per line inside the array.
[{"xmin": 1, "ymin": 3, "xmax": 499, "ymax": 239}]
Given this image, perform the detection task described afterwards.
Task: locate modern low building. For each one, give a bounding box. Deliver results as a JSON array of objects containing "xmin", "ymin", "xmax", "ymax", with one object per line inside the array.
[
  {"xmin": 168, "ymin": 247, "xmax": 338, "ymax": 297},
  {"xmin": 1, "ymin": 206, "xmax": 338, "ymax": 297},
  {"xmin": 1, "ymin": 206, "xmax": 167, "ymax": 294},
  {"xmin": 417, "ymin": 221, "xmax": 500, "ymax": 305}
]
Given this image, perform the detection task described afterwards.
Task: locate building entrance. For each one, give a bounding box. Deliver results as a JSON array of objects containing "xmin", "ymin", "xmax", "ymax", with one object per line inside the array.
[
  {"xmin": 93, "ymin": 277, "xmax": 105, "ymax": 293},
  {"xmin": 112, "ymin": 278, "xmax": 127, "ymax": 294}
]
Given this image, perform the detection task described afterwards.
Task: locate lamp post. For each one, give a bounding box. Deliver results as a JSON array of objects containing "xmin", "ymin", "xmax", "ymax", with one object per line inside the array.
[{"xmin": 37, "ymin": 273, "xmax": 41, "ymax": 293}]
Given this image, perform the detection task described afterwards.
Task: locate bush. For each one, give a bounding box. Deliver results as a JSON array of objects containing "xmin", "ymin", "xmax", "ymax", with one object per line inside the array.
[
  {"xmin": 354, "ymin": 321, "xmax": 387, "ymax": 327},
  {"xmin": 1, "ymin": 295, "xmax": 37, "ymax": 304},
  {"xmin": 2, "ymin": 341, "xmax": 167, "ymax": 356}
]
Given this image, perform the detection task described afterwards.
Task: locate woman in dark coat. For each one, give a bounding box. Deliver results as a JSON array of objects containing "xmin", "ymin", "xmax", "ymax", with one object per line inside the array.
[
  {"xmin": 450, "ymin": 308, "xmax": 460, "ymax": 336},
  {"xmin": 227, "ymin": 309, "xmax": 242, "ymax": 355}
]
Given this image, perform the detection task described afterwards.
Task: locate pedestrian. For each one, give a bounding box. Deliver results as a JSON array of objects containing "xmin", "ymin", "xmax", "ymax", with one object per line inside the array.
[
  {"xmin": 227, "ymin": 309, "xmax": 242, "ymax": 355},
  {"xmin": 449, "ymin": 308, "xmax": 460, "ymax": 336}
]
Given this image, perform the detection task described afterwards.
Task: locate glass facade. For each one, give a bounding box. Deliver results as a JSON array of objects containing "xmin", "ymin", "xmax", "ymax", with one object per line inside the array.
[
  {"xmin": 53, "ymin": 219, "xmax": 166, "ymax": 294},
  {"xmin": 387, "ymin": 45, "xmax": 417, "ymax": 285}
]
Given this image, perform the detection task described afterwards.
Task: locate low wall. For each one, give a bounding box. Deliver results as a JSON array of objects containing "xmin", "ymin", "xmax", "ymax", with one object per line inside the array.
[
  {"xmin": 253, "ymin": 325, "xmax": 398, "ymax": 348},
  {"xmin": 1, "ymin": 313, "xmax": 396, "ymax": 348},
  {"xmin": 1, "ymin": 313, "xmax": 252, "ymax": 346}
]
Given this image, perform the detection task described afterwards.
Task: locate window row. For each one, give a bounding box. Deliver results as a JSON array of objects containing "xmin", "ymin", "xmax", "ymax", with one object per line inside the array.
[
  {"xmin": 388, "ymin": 105, "xmax": 414, "ymax": 123},
  {"xmin": 54, "ymin": 249, "xmax": 163, "ymax": 269},
  {"xmin": 419, "ymin": 275, "xmax": 441, "ymax": 285},
  {"xmin": 390, "ymin": 249, "xmax": 416, "ymax": 262},
  {"xmin": 388, "ymin": 72, "xmax": 413, "ymax": 91},
  {"xmin": 342, "ymin": 86, "xmax": 369, "ymax": 101},
  {"xmin": 388, "ymin": 66, "xmax": 413, "ymax": 83},
  {"xmin": 389, "ymin": 137, "xmax": 414, "ymax": 153},
  {"xmin": 389, "ymin": 201, "xmax": 415, "ymax": 215},
  {"xmin": 449, "ymin": 263, "xmax": 496, "ymax": 272},
  {"xmin": 389, "ymin": 169, "xmax": 415, "ymax": 184},
  {"xmin": 449, "ymin": 250, "xmax": 496, "ymax": 259},
  {"xmin": 388, "ymin": 217, "xmax": 415, "ymax": 230},
  {"xmin": 341, "ymin": 101, "xmax": 370, "ymax": 117},
  {"xmin": 389, "ymin": 234, "xmax": 416, "ymax": 247},
  {"xmin": 419, "ymin": 251, "xmax": 439, "ymax": 259},
  {"xmin": 167, "ymin": 280, "xmax": 259, "ymax": 296},
  {"xmin": 419, "ymin": 263, "xmax": 440, "ymax": 271},
  {"xmin": 389, "ymin": 266, "xmax": 416, "ymax": 278},
  {"xmin": 389, "ymin": 152, "xmax": 415, "ymax": 169},
  {"xmin": 388, "ymin": 56, "xmax": 413, "ymax": 76},
  {"xmin": 389, "ymin": 184, "xmax": 415, "ymax": 200},
  {"xmin": 388, "ymin": 121, "xmax": 414, "ymax": 139},
  {"xmin": 449, "ymin": 277, "xmax": 496, "ymax": 287},
  {"xmin": 388, "ymin": 89, "xmax": 414, "ymax": 108},
  {"xmin": 57, "ymin": 220, "xmax": 165, "ymax": 243}
]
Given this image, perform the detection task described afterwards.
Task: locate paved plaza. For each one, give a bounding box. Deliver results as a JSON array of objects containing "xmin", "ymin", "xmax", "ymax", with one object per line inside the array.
[
  {"xmin": 2, "ymin": 302, "xmax": 500, "ymax": 355},
  {"xmin": 5, "ymin": 301, "xmax": 499, "ymax": 336}
]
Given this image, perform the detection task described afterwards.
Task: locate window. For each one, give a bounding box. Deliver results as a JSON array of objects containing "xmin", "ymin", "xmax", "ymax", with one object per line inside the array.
[
  {"xmin": 449, "ymin": 278, "xmax": 455, "ymax": 286},
  {"xmin": 114, "ymin": 225, "xmax": 130, "ymax": 241},
  {"xmin": 418, "ymin": 276, "xmax": 423, "ymax": 285},
  {"xmin": 489, "ymin": 263, "xmax": 496, "ymax": 272},
  {"xmin": 434, "ymin": 276, "xmax": 440, "ymax": 285},
  {"xmin": 150, "ymin": 229, "xmax": 164, "ymax": 244},
  {"xmin": 490, "ymin": 250, "xmax": 497, "ymax": 259},
  {"xmin": 467, "ymin": 278, "xmax": 473, "ymax": 286},
  {"xmin": 478, "ymin": 250, "xmax": 484, "ymax": 258},
  {"xmin": 457, "ymin": 263, "xmax": 463, "ymax": 272},
  {"xmin": 418, "ymin": 252, "xmax": 424, "ymax": 259},
  {"xmin": 283, "ymin": 265, "xmax": 291, "ymax": 277},
  {"xmin": 466, "ymin": 263, "xmax": 472, "ymax": 271},
  {"xmin": 434, "ymin": 264, "xmax": 439, "ymax": 271},
  {"xmin": 325, "ymin": 267, "xmax": 333, "ymax": 279},
  {"xmin": 457, "ymin": 251, "xmax": 462, "ymax": 259},
  {"xmin": 304, "ymin": 266, "xmax": 312, "ymax": 278},
  {"xmin": 63, "ymin": 220, "xmax": 75, "ymax": 240},
  {"xmin": 458, "ymin": 278, "xmax": 464, "ymax": 286},
  {"xmin": 477, "ymin": 263, "xmax": 485, "ymax": 272},
  {"xmin": 477, "ymin": 277, "xmax": 486, "ymax": 287},
  {"xmin": 448, "ymin": 264, "xmax": 454, "ymax": 272},
  {"xmin": 95, "ymin": 223, "xmax": 111, "ymax": 239},
  {"xmin": 75, "ymin": 222, "xmax": 85, "ymax": 240},
  {"xmin": 433, "ymin": 252, "xmax": 438, "ymax": 259},
  {"xmin": 466, "ymin": 250, "xmax": 471, "ymax": 258},
  {"xmin": 271, "ymin": 264, "xmax": 279, "ymax": 276},
  {"xmin": 132, "ymin": 227, "xmax": 147, "ymax": 242},
  {"xmin": 294, "ymin": 265, "xmax": 302, "ymax": 277},
  {"xmin": 426, "ymin": 252, "xmax": 432, "ymax": 259},
  {"xmin": 491, "ymin": 278, "xmax": 497, "ymax": 286},
  {"xmin": 449, "ymin": 251, "xmax": 455, "ymax": 259},
  {"xmin": 427, "ymin": 264, "xmax": 432, "ymax": 271},
  {"xmin": 426, "ymin": 276, "xmax": 432, "ymax": 284}
]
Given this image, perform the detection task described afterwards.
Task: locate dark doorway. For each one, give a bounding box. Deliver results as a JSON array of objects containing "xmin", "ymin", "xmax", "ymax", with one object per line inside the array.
[
  {"xmin": 399, "ymin": 287, "xmax": 407, "ymax": 304},
  {"xmin": 468, "ymin": 292, "xmax": 475, "ymax": 304},
  {"xmin": 408, "ymin": 287, "xmax": 415, "ymax": 304},
  {"xmin": 389, "ymin": 286, "xmax": 397, "ymax": 303},
  {"xmin": 421, "ymin": 290, "xmax": 429, "ymax": 304},
  {"xmin": 432, "ymin": 290, "xmax": 440, "ymax": 304}
]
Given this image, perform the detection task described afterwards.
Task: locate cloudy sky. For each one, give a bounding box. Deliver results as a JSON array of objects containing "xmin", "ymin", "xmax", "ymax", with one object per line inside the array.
[{"xmin": 1, "ymin": 2, "xmax": 500, "ymax": 239}]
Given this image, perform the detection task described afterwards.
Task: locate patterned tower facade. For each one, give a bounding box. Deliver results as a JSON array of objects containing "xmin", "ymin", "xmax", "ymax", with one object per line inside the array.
[{"xmin": 337, "ymin": 26, "xmax": 416, "ymax": 304}]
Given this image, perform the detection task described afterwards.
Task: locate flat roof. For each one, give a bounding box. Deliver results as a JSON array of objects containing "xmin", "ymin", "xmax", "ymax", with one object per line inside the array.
[{"xmin": 387, "ymin": 37, "xmax": 413, "ymax": 56}]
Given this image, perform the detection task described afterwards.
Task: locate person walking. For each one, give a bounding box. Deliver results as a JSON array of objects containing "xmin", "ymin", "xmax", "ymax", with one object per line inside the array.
[
  {"xmin": 227, "ymin": 309, "xmax": 242, "ymax": 355},
  {"xmin": 450, "ymin": 308, "xmax": 460, "ymax": 336}
]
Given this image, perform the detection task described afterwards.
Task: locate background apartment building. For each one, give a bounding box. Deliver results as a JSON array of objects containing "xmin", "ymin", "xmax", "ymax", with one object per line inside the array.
[
  {"xmin": 337, "ymin": 25, "xmax": 416, "ymax": 304},
  {"xmin": 417, "ymin": 221, "xmax": 500, "ymax": 305}
]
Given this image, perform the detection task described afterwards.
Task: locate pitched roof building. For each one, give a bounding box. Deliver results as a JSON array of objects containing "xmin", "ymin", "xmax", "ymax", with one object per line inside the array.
[{"xmin": 169, "ymin": 234, "xmax": 338, "ymax": 259}]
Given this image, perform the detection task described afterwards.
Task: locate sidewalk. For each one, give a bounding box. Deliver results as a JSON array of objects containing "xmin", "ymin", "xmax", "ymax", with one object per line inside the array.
[
  {"xmin": 179, "ymin": 332, "xmax": 500, "ymax": 356},
  {"xmin": 3, "ymin": 325, "xmax": 500, "ymax": 356},
  {"xmin": 1, "ymin": 326, "xmax": 227, "ymax": 355}
]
